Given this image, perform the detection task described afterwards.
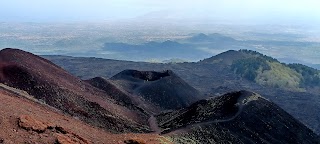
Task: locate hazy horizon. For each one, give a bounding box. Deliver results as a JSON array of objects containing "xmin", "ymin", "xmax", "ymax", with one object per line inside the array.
[
  {"xmin": 1, "ymin": 0, "xmax": 320, "ymax": 67},
  {"xmin": 1, "ymin": 0, "xmax": 320, "ymax": 25}
]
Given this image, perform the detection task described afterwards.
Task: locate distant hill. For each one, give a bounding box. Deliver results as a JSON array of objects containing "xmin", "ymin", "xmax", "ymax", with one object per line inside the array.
[
  {"xmin": 186, "ymin": 33, "xmax": 237, "ymax": 43},
  {"xmin": 202, "ymin": 49, "xmax": 320, "ymax": 91},
  {"xmin": 200, "ymin": 50, "xmax": 249, "ymax": 65},
  {"xmin": 200, "ymin": 49, "xmax": 278, "ymax": 65},
  {"xmin": 103, "ymin": 40, "xmax": 210, "ymax": 61},
  {"xmin": 110, "ymin": 70, "xmax": 202, "ymax": 110},
  {"xmin": 101, "ymin": 33, "xmax": 242, "ymax": 61},
  {"xmin": 162, "ymin": 58, "xmax": 187, "ymax": 64},
  {"xmin": 157, "ymin": 91, "xmax": 320, "ymax": 143}
]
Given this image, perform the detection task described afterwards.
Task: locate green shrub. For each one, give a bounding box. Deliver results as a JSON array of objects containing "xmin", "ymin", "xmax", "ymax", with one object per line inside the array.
[
  {"xmin": 287, "ymin": 63, "xmax": 320, "ymax": 87},
  {"xmin": 231, "ymin": 57, "xmax": 271, "ymax": 81}
]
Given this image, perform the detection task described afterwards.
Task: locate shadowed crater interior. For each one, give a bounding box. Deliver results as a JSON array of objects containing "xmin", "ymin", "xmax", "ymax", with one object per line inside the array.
[{"xmin": 119, "ymin": 70, "xmax": 171, "ymax": 81}]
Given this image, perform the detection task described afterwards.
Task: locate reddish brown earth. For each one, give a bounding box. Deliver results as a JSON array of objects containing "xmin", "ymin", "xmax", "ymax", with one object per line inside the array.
[
  {"xmin": 0, "ymin": 48, "xmax": 150, "ymax": 133},
  {"xmin": 0, "ymin": 85, "xmax": 171, "ymax": 144}
]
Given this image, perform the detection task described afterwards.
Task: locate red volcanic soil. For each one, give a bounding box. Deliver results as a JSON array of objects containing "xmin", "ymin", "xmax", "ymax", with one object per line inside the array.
[
  {"xmin": 0, "ymin": 48, "xmax": 150, "ymax": 133},
  {"xmin": 0, "ymin": 85, "xmax": 170, "ymax": 144}
]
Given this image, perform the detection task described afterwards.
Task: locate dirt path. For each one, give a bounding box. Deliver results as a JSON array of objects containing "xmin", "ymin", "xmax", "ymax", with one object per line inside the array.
[
  {"xmin": 148, "ymin": 115, "xmax": 162, "ymax": 134},
  {"xmin": 168, "ymin": 94, "xmax": 259, "ymax": 135}
]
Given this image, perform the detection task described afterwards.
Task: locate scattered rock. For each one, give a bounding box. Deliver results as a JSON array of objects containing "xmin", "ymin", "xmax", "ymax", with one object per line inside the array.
[
  {"xmin": 1, "ymin": 139, "xmax": 13, "ymax": 144},
  {"xmin": 18, "ymin": 115, "xmax": 90, "ymax": 144},
  {"xmin": 56, "ymin": 133, "xmax": 90, "ymax": 144},
  {"xmin": 18, "ymin": 115, "xmax": 48, "ymax": 133},
  {"xmin": 124, "ymin": 139, "xmax": 146, "ymax": 144},
  {"xmin": 55, "ymin": 126, "xmax": 68, "ymax": 134}
]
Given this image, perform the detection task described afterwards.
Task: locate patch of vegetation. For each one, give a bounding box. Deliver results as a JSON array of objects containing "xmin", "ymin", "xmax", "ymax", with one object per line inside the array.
[
  {"xmin": 256, "ymin": 62, "xmax": 302, "ymax": 90},
  {"xmin": 231, "ymin": 57, "xmax": 271, "ymax": 81},
  {"xmin": 158, "ymin": 136, "xmax": 174, "ymax": 144},
  {"xmin": 232, "ymin": 50, "xmax": 304, "ymax": 90},
  {"xmin": 287, "ymin": 63, "xmax": 320, "ymax": 87},
  {"xmin": 239, "ymin": 49, "xmax": 279, "ymax": 62}
]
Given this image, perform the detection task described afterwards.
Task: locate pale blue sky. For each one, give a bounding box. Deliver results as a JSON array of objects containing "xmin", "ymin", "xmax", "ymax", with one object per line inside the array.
[{"xmin": 1, "ymin": 0, "xmax": 319, "ymax": 23}]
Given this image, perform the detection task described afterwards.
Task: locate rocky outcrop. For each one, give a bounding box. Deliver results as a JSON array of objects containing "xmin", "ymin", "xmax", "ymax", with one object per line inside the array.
[
  {"xmin": 124, "ymin": 139, "xmax": 146, "ymax": 144},
  {"xmin": 18, "ymin": 115, "xmax": 53, "ymax": 132},
  {"xmin": 18, "ymin": 115, "xmax": 90, "ymax": 144},
  {"xmin": 56, "ymin": 133, "xmax": 90, "ymax": 144}
]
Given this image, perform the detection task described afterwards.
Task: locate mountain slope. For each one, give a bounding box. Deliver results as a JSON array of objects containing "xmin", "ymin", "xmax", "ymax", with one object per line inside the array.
[
  {"xmin": 0, "ymin": 83, "xmax": 168, "ymax": 144},
  {"xmin": 202, "ymin": 49, "xmax": 308, "ymax": 91},
  {"xmin": 156, "ymin": 91, "xmax": 320, "ymax": 144},
  {"xmin": 288, "ymin": 63, "xmax": 320, "ymax": 87},
  {"xmin": 0, "ymin": 48, "xmax": 150, "ymax": 133},
  {"xmin": 110, "ymin": 69, "xmax": 202, "ymax": 110},
  {"xmin": 86, "ymin": 77, "xmax": 160, "ymax": 114},
  {"xmin": 200, "ymin": 50, "xmax": 249, "ymax": 65}
]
